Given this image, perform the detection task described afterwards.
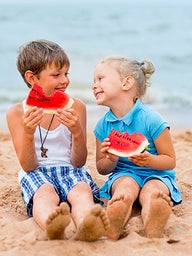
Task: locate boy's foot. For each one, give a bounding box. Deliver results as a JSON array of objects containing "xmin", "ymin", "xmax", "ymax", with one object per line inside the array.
[
  {"xmin": 106, "ymin": 194, "xmax": 130, "ymax": 240},
  {"xmin": 75, "ymin": 204, "xmax": 110, "ymax": 242},
  {"xmin": 143, "ymin": 192, "xmax": 173, "ymax": 238},
  {"xmin": 45, "ymin": 202, "xmax": 71, "ymax": 240}
]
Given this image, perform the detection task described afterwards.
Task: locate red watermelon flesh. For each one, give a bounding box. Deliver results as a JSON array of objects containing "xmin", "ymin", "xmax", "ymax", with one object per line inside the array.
[
  {"xmin": 108, "ymin": 128, "xmax": 149, "ymax": 157},
  {"xmin": 25, "ymin": 83, "xmax": 74, "ymax": 114}
]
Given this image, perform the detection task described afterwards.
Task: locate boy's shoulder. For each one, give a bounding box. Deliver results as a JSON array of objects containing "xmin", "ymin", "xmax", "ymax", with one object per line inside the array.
[
  {"xmin": 72, "ymin": 97, "xmax": 86, "ymax": 109},
  {"xmin": 6, "ymin": 102, "xmax": 23, "ymax": 119}
]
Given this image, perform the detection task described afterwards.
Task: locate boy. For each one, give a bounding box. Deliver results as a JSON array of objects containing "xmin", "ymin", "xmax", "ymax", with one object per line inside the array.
[{"xmin": 7, "ymin": 40, "xmax": 109, "ymax": 241}]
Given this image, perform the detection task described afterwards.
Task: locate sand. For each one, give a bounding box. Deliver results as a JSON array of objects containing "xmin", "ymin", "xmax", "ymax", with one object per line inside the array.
[{"xmin": 0, "ymin": 129, "xmax": 192, "ymax": 256}]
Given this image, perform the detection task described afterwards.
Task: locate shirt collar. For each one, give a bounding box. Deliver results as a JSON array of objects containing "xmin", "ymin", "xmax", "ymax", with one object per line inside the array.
[{"xmin": 105, "ymin": 98, "xmax": 142, "ymax": 126}]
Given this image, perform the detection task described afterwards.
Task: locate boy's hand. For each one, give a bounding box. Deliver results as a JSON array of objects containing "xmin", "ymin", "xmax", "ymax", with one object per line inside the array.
[
  {"xmin": 56, "ymin": 108, "xmax": 80, "ymax": 134},
  {"xmin": 23, "ymin": 106, "xmax": 44, "ymax": 134}
]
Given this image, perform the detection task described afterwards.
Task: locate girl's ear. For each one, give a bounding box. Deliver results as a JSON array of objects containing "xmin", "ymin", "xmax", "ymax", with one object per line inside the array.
[
  {"xmin": 24, "ymin": 70, "xmax": 36, "ymax": 86},
  {"xmin": 122, "ymin": 75, "xmax": 134, "ymax": 90}
]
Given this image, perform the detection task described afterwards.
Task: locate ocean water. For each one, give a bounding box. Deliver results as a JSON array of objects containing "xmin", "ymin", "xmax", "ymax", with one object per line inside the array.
[{"xmin": 0, "ymin": 0, "xmax": 192, "ymax": 129}]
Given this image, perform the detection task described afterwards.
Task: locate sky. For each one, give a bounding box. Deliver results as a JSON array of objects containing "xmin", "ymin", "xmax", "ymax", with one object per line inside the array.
[{"xmin": 0, "ymin": 0, "xmax": 191, "ymax": 4}]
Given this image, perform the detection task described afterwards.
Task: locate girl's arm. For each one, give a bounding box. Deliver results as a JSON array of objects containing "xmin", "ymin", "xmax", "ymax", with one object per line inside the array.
[
  {"xmin": 129, "ymin": 128, "xmax": 176, "ymax": 170},
  {"xmin": 6, "ymin": 103, "xmax": 43, "ymax": 172}
]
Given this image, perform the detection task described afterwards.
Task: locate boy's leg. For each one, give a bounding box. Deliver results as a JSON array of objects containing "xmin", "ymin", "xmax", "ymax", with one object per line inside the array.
[
  {"xmin": 33, "ymin": 183, "xmax": 71, "ymax": 239},
  {"xmin": 67, "ymin": 182, "xmax": 110, "ymax": 241}
]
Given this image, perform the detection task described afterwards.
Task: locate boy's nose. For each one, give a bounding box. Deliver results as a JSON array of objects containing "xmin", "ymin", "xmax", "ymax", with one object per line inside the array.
[{"xmin": 61, "ymin": 75, "xmax": 69, "ymax": 84}]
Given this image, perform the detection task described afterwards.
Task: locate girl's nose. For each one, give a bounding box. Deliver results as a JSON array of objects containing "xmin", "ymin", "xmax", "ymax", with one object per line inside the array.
[{"xmin": 92, "ymin": 81, "xmax": 98, "ymax": 89}]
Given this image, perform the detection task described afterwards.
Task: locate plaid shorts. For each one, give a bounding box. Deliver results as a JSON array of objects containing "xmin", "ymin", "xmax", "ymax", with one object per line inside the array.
[{"xmin": 20, "ymin": 166, "xmax": 102, "ymax": 217}]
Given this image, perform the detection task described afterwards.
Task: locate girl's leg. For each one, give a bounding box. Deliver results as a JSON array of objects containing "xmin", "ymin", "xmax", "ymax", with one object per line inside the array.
[
  {"xmin": 106, "ymin": 176, "xmax": 140, "ymax": 240},
  {"xmin": 67, "ymin": 182, "xmax": 110, "ymax": 241},
  {"xmin": 33, "ymin": 183, "xmax": 71, "ymax": 239},
  {"xmin": 139, "ymin": 179, "xmax": 173, "ymax": 238}
]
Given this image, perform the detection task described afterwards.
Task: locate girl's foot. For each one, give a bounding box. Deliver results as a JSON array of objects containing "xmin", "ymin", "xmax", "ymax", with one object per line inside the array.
[
  {"xmin": 106, "ymin": 194, "xmax": 131, "ymax": 240},
  {"xmin": 143, "ymin": 192, "xmax": 173, "ymax": 238}
]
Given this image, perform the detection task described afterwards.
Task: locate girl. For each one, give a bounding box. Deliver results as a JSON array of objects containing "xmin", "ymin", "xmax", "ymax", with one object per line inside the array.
[{"xmin": 92, "ymin": 56, "xmax": 182, "ymax": 240}]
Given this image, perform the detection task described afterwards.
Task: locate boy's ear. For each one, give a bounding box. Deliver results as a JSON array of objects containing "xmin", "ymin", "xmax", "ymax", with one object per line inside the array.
[
  {"xmin": 122, "ymin": 75, "xmax": 134, "ymax": 90},
  {"xmin": 25, "ymin": 70, "xmax": 36, "ymax": 85}
]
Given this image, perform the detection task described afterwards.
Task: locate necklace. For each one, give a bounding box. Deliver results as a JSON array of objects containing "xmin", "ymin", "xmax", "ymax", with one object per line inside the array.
[{"xmin": 38, "ymin": 114, "xmax": 55, "ymax": 158}]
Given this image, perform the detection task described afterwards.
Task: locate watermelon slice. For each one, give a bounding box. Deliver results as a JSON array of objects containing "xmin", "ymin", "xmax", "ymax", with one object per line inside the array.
[
  {"xmin": 108, "ymin": 129, "xmax": 149, "ymax": 157},
  {"xmin": 25, "ymin": 83, "xmax": 74, "ymax": 114}
]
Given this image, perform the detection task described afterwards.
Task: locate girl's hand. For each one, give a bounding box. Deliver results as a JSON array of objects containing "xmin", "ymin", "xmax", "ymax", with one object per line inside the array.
[
  {"xmin": 23, "ymin": 107, "xmax": 44, "ymax": 134},
  {"xmin": 101, "ymin": 138, "xmax": 119, "ymax": 162},
  {"xmin": 56, "ymin": 108, "xmax": 80, "ymax": 134},
  {"xmin": 129, "ymin": 151, "xmax": 151, "ymax": 167}
]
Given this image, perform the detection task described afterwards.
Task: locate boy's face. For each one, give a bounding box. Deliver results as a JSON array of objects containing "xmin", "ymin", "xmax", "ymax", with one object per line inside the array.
[{"xmin": 33, "ymin": 63, "xmax": 70, "ymax": 95}]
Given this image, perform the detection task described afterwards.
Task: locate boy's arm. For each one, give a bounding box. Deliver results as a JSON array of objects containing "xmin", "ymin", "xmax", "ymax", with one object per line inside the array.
[
  {"xmin": 6, "ymin": 103, "xmax": 42, "ymax": 171},
  {"xmin": 56, "ymin": 98, "xmax": 88, "ymax": 168},
  {"xmin": 70, "ymin": 99, "xmax": 87, "ymax": 167}
]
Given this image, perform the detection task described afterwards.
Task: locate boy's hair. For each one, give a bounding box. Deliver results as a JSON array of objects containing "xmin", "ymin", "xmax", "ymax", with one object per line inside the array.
[
  {"xmin": 99, "ymin": 56, "xmax": 155, "ymax": 98},
  {"xmin": 17, "ymin": 39, "xmax": 70, "ymax": 88}
]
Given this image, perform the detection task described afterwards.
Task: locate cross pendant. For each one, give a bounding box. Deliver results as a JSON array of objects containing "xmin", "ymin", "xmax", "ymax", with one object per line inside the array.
[{"xmin": 40, "ymin": 146, "xmax": 48, "ymax": 158}]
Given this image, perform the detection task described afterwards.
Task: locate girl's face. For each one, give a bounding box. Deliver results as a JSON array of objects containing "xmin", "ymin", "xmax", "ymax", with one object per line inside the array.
[
  {"xmin": 32, "ymin": 63, "xmax": 70, "ymax": 95},
  {"xmin": 93, "ymin": 62, "xmax": 122, "ymax": 106}
]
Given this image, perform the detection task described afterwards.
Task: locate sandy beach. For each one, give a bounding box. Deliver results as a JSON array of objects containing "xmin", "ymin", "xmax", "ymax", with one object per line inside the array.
[{"xmin": 0, "ymin": 108, "xmax": 192, "ymax": 255}]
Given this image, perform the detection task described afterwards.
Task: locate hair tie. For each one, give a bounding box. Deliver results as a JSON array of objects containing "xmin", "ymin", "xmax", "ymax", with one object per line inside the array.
[{"xmin": 138, "ymin": 62, "xmax": 144, "ymax": 67}]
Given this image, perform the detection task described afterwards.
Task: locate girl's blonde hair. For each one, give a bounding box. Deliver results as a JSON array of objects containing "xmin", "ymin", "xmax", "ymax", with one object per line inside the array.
[{"xmin": 99, "ymin": 56, "xmax": 155, "ymax": 98}]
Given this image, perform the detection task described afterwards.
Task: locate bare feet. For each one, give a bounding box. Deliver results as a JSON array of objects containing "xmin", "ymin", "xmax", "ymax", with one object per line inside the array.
[
  {"xmin": 45, "ymin": 202, "xmax": 71, "ymax": 240},
  {"xmin": 143, "ymin": 192, "xmax": 173, "ymax": 238},
  {"xmin": 106, "ymin": 195, "xmax": 131, "ymax": 240},
  {"xmin": 75, "ymin": 204, "xmax": 110, "ymax": 242}
]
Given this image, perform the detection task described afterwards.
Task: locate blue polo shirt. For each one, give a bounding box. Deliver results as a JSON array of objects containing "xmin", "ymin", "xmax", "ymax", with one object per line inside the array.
[
  {"xmin": 94, "ymin": 98, "xmax": 168, "ymax": 158},
  {"xmin": 94, "ymin": 99, "xmax": 182, "ymax": 204}
]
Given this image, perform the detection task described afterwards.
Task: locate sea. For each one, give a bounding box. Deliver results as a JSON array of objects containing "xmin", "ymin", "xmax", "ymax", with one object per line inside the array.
[{"xmin": 0, "ymin": 0, "xmax": 192, "ymax": 131}]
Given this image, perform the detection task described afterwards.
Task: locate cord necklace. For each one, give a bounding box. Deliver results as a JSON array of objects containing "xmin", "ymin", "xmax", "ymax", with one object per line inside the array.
[{"xmin": 38, "ymin": 114, "xmax": 55, "ymax": 158}]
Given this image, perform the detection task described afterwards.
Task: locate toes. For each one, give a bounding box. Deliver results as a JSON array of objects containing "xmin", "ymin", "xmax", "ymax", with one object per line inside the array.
[
  {"xmin": 108, "ymin": 194, "xmax": 125, "ymax": 206},
  {"xmin": 60, "ymin": 202, "xmax": 70, "ymax": 214},
  {"xmin": 46, "ymin": 203, "xmax": 70, "ymax": 225},
  {"xmin": 91, "ymin": 204, "xmax": 102, "ymax": 216},
  {"xmin": 158, "ymin": 192, "xmax": 173, "ymax": 207}
]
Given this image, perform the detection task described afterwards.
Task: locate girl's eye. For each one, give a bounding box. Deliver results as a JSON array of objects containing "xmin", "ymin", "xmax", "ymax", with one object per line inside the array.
[
  {"xmin": 65, "ymin": 72, "xmax": 69, "ymax": 77},
  {"xmin": 53, "ymin": 74, "xmax": 60, "ymax": 77}
]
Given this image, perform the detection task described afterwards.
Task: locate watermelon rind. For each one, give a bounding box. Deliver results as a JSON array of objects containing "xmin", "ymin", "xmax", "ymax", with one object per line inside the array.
[
  {"xmin": 107, "ymin": 129, "xmax": 149, "ymax": 157},
  {"xmin": 39, "ymin": 97, "xmax": 74, "ymax": 114},
  {"xmin": 108, "ymin": 141, "xmax": 149, "ymax": 157}
]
